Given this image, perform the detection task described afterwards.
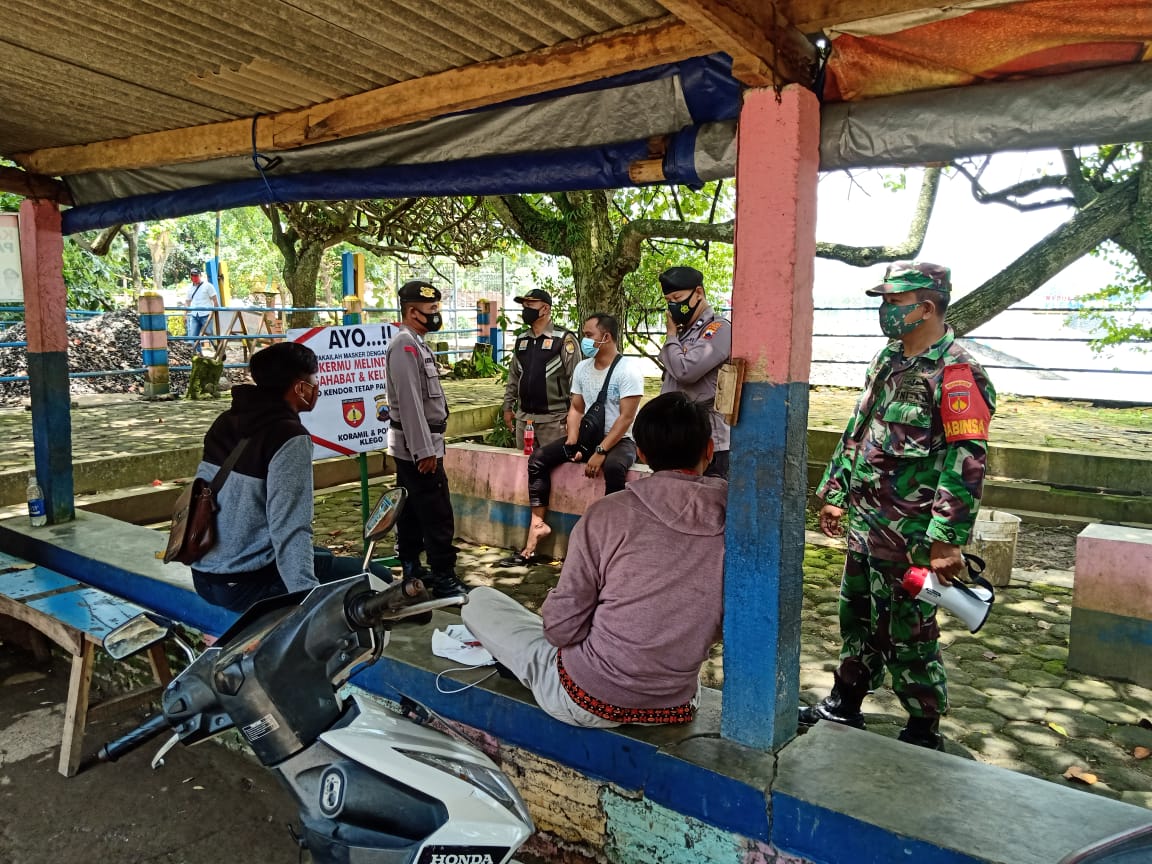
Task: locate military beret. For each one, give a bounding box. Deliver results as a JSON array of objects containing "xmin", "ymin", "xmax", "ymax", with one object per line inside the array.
[
  {"xmin": 659, "ymin": 266, "xmax": 704, "ymax": 295},
  {"xmin": 866, "ymin": 261, "xmax": 951, "ymax": 296},
  {"xmin": 398, "ymin": 279, "xmax": 441, "ymax": 302}
]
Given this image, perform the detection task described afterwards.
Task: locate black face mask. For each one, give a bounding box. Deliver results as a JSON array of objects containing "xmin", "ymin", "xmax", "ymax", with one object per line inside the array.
[
  {"xmin": 416, "ymin": 310, "xmax": 443, "ymax": 333},
  {"xmin": 521, "ymin": 307, "xmax": 541, "ymax": 326},
  {"xmin": 667, "ymin": 294, "xmax": 701, "ymax": 329}
]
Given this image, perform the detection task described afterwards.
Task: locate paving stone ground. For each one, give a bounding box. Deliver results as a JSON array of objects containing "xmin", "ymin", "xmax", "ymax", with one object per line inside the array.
[
  {"xmin": 4, "ymin": 380, "xmax": 1151, "ymax": 812},
  {"xmin": 308, "ymin": 484, "xmax": 1152, "ymax": 812}
]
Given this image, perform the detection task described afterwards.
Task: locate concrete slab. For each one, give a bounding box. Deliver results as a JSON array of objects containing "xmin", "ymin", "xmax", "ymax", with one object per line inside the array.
[{"xmin": 774, "ymin": 722, "xmax": 1152, "ymax": 864}]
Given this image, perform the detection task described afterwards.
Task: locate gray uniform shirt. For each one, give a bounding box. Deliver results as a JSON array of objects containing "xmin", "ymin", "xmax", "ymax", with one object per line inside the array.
[
  {"xmin": 386, "ymin": 325, "xmax": 448, "ymax": 462},
  {"xmin": 659, "ymin": 302, "xmax": 732, "ymax": 451}
]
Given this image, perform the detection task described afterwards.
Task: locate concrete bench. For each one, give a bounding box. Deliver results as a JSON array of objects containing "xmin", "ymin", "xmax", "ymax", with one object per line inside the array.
[
  {"xmin": 0, "ymin": 551, "xmax": 172, "ymax": 775},
  {"xmin": 1069, "ymin": 523, "xmax": 1152, "ymax": 687},
  {"xmin": 446, "ymin": 442, "xmax": 649, "ymax": 557}
]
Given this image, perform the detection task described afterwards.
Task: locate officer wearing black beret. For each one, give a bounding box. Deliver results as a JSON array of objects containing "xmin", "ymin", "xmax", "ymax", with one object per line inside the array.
[
  {"xmin": 384, "ymin": 280, "xmax": 468, "ymax": 598},
  {"xmin": 658, "ymin": 266, "xmax": 733, "ymax": 479}
]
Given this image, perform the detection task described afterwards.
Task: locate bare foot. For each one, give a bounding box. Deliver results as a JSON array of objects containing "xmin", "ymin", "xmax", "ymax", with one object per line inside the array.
[{"xmin": 523, "ymin": 518, "xmax": 552, "ymax": 558}]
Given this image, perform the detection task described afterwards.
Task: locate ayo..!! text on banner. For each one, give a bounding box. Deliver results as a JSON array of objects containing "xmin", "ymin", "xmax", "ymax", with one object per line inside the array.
[{"xmin": 288, "ymin": 324, "xmax": 396, "ymax": 459}]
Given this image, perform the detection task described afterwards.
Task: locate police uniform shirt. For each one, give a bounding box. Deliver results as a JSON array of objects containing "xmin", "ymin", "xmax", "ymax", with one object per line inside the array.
[
  {"xmin": 502, "ymin": 325, "xmax": 580, "ymax": 418},
  {"xmin": 659, "ymin": 302, "xmax": 732, "ymax": 450},
  {"xmin": 385, "ymin": 324, "xmax": 449, "ymax": 462}
]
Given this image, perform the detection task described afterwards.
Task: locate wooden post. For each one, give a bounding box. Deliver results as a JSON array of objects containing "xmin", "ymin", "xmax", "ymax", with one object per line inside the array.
[
  {"xmin": 19, "ymin": 199, "xmax": 75, "ymax": 524},
  {"xmin": 59, "ymin": 640, "xmax": 95, "ymax": 776},
  {"xmin": 721, "ymin": 86, "xmax": 819, "ymax": 750}
]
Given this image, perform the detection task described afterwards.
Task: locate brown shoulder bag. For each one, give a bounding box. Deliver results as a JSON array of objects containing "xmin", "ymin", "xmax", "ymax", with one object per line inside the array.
[{"xmin": 164, "ymin": 438, "xmax": 249, "ymax": 565}]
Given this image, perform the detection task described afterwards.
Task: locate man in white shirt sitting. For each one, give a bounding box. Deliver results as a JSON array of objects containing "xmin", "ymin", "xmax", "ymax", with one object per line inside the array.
[{"xmin": 501, "ymin": 313, "xmax": 644, "ymax": 566}]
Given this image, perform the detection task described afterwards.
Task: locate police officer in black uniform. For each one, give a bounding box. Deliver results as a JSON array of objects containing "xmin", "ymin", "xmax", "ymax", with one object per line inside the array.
[
  {"xmin": 385, "ymin": 280, "xmax": 468, "ymax": 599},
  {"xmin": 502, "ymin": 288, "xmax": 581, "ymax": 450}
]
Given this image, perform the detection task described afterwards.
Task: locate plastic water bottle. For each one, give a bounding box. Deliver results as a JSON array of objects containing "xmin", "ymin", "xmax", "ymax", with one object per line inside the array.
[
  {"xmin": 26, "ymin": 475, "xmax": 47, "ymax": 527},
  {"xmin": 523, "ymin": 420, "xmax": 535, "ymax": 456}
]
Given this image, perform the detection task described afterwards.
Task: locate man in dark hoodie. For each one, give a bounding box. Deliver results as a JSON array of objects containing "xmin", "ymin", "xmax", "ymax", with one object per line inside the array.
[
  {"xmin": 462, "ymin": 392, "xmax": 726, "ymax": 728},
  {"xmin": 190, "ymin": 342, "xmax": 387, "ymax": 612}
]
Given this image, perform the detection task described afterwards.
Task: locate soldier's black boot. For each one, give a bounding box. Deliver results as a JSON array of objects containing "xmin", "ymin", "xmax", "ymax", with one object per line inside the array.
[
  {"xmin": 425, "ymin": 569, "xmax": 470, "ymax": 600},
  {"xmin": 400, "ymin": 560, "xmax": 427, "ymax": 582},
  {"xmin": 798, "ymin": 659, "xmax": 869, "ymax": 730},
  {"xmin": 897, "ymin": 716, "xmax": 945, "ymax": 751}
]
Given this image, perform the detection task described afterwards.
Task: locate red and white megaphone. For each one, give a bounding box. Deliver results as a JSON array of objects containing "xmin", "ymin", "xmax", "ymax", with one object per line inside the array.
[{"xmin": 902, "ymin": 555, "xmax": 995, "ymax": 633}]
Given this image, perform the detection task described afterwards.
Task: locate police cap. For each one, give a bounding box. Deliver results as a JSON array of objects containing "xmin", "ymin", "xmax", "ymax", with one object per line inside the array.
[
  {"xmin": 866, "ymin": 261, "xmax": 951, "ymax": 296},
  {"xmin": 659, "ymin": 266, "xmax": 704, "ymax": 295},
  {"xmin": 513, "ymin": 288, "xmax": 552, "ymax": 305},
  {"xmin": 398, "ymin": 279, "xmax": 441, "ymax": 302}
]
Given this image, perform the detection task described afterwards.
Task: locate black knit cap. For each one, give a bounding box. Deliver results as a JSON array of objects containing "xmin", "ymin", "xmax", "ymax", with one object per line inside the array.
[
  {"xmin": 397, "ymin": 279, "xmax": 441, "ymax": 302},
  {"xmin": 659, "ymin": 266, "xmax": 704, "ymax": 295}
]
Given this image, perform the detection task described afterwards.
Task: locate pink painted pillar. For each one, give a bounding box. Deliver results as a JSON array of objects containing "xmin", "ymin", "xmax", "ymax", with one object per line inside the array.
[
  {"xmin": 722, "ymin": 86, "xmax": 819, "ymax": 749},
  {"xmin": 19, "ymin": 199, "xmax": 75, "ymax": 523}
]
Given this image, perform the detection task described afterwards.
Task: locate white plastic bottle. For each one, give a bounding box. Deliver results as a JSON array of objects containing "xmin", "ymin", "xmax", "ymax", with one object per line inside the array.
[{"xmin": 26, "ymin": 474, "xmax": 47, "ymax": 527}]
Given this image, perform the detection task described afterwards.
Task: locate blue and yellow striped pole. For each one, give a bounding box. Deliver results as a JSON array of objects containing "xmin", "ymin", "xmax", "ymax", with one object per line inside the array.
[{"xmin": 139, "ymin": 293, "xmax": 170, "ymax": 398}]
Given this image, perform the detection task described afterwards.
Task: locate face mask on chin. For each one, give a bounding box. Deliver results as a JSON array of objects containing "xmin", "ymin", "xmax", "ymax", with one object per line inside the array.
[
  {"xmin": 521, "ymin": 307, "xmax": 541, "ymax": 326},
  {"xmin": 879, "ymin": 301, "xmax": 926, "ymax": 338}
]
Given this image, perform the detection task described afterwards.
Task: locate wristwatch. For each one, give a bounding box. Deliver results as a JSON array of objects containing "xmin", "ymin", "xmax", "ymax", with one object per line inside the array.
[{"xmin": 594, "ymin": 445, "xmax": 607, "ymax": 455}]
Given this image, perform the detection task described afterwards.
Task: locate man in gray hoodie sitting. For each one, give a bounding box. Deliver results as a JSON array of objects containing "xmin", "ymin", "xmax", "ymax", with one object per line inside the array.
[{"xmin": 462, "ymin": 392, "xmax": 726, "ymax": 728}]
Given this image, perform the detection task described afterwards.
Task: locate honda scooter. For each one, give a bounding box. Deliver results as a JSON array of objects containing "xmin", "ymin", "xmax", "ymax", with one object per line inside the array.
[{"xmin": 95, "ymin": 488, "xmax": 534, "ymax": 864}]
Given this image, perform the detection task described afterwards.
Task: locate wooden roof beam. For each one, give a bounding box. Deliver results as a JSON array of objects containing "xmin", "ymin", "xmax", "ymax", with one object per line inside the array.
[
  {"xmin": 0, "ymin": 166, "xmax": 72, "ymax": 204},
  {"xmin": 659, "ymin": 0, "xmax": 818, "ymax": 88},
  {"xmin": 14, "ymin": 17, "xmax": 712, "ymax": 178},
  {"xmin": 781, "ymin": 0, "xmax": 1024, "ymax": 34}
]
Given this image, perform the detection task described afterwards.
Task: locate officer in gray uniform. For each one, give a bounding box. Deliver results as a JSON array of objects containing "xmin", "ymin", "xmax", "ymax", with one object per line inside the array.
[
  {"xmin": 385, "ymin": 279, "xmax": 468, "ymax": 599},
  {"xmin": 658, "ymin": 266, "xmax": 732, "ymax": 479}
]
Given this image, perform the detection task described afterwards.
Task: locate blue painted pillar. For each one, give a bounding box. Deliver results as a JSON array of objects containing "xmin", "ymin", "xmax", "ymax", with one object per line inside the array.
[
  {"xmin": 721, "ymin": 86, "xmax": 819, "ymax": 750},
  {"xmin": 18, "ymin": 199, "xmax": 75, "ymax": 524}
]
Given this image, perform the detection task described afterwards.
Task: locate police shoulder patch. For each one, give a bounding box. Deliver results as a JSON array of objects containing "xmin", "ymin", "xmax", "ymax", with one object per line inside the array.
[
  {"xmin": 564, "ymin": 335, "xmax": 577, "ymax": 354},
  {"xmin": 702, "ymin": 321, "xmax": 724, "ymax": 340},
  {"xmin": 940, "ymin": 363, "xmax": 991, "ymax": 443}
]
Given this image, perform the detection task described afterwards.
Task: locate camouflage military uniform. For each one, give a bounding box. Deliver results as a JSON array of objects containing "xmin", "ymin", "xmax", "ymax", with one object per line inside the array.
[{"xmin": 816, "ymin": 326, "xmax": 996, "ymax": 719}]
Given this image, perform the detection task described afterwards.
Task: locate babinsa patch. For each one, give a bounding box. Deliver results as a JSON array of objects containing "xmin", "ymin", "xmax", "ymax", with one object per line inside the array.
[{"xmin": 940, "ymin": 363, "xmax": 990, "ymax": 442}]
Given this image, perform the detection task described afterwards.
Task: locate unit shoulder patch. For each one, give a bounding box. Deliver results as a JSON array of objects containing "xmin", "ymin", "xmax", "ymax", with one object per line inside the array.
[
  {"xmin": 701, "ymin": 321, "xmax": 724, "ymax": 340},
  {"xmin": 940, "ymin": 363, "xmax": 991, "ymax": 442}
]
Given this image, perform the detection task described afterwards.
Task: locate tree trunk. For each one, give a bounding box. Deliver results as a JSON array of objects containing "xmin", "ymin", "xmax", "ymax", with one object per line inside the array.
[
  {"xmin": 947, "ymin": 176, "xmax": 1139, "ymax": 335},
  {"xmin": 565, "ymin": 191, "xmax": 626, "ymax": 323},
  {"xmin": 125, "ymin": 226, "xmax": 143, "ymax": 297},
  {"xmin": 283, "ymin": 241, "xmax": 326, "ymax": 329}
]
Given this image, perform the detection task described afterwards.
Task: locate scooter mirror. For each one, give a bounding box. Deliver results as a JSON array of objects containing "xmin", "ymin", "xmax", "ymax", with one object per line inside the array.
[
  {"xmin": 365, "ymin": 487, "xmax": 407, "ymax": 542},
  {"xmin": 103, "ymin": 613, "xmax": 173, "ymax": 661}
]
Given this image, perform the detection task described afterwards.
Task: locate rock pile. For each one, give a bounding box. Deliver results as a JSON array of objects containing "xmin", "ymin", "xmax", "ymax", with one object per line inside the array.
[{"xmin": 0, "ymin": 309, "xmax": 246, "ymax": 404}]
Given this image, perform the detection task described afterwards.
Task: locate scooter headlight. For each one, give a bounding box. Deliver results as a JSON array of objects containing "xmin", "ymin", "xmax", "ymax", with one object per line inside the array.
[{"xmin": 397, "ymin": 749, "xmax": 533, "ymax": 829}]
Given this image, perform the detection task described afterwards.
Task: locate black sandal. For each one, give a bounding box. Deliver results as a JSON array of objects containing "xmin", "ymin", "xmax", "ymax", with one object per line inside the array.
[{"xmin": 494, "ymin": 553, "xmax": 532, "ymax": 568}]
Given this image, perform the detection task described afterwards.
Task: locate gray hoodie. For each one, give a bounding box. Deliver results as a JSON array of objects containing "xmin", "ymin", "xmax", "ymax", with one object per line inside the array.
[{"xmin": 542, "ymin": 471, "xmax": 726, "ymax": 709}]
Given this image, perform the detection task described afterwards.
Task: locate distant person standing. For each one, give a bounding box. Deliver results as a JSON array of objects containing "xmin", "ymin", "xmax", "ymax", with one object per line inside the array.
[
  {"xmin": 385, "ymin": 279, "xmax": 469, "ymax": 599},
  {"xmin": 801, "ymin": 262, "xmax": 996, "ymax": 751},
  {"xmin": 183, "ymin": 267, "xmax": 219, "ymax": 356},
  {"xmin": 658, "ymin": 266, "xmax": 733, "ymax": 479},
  {"xmin": 502, "ymin": 288, "xmax": 581, "ymax": 450}
]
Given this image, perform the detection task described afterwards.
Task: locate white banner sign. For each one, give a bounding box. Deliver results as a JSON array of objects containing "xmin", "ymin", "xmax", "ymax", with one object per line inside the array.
[
  {"xmin": 0, "ymin": 214, "xmax": 23, "ymax": 304},
  {"xmin": 288, "ymin": 323, "xmax": 397, "ymax": 460}
]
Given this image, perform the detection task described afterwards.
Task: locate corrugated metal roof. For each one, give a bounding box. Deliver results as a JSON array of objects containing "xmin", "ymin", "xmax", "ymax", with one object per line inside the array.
[{"xmin": 0, "ymin": 0, "xmax": 668, "ymax": 154}]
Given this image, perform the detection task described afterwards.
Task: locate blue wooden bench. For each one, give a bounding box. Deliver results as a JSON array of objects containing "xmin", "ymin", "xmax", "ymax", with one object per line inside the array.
[{"xmin": 0, "ymin": 551, "xmax": 171, "ymax": 776}]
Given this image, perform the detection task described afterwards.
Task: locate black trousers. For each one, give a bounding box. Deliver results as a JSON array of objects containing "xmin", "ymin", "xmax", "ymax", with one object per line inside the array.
[
  {"xmin": 192, "ymin": 547, "xmax": 384, "ymax": 614},
  {"xmin": 705, "ymin": 450, "xmax": 730, "ymax": 480},
  {"xmin": 527, "ymin": 438, "xmax": 637, "ymax": 508},
  {"xmin": 393, "ymin": 456, "xmax": 458, "ymax": 573}
]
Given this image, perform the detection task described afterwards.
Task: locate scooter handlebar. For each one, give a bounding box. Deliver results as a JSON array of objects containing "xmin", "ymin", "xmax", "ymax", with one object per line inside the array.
[
  {"xmin": 95, "ymin": 713, "xmax": 171, "ymax": 764},
  {"xmin": 346, "ymin": 578, "xmax": 464, "ymax": 628}
]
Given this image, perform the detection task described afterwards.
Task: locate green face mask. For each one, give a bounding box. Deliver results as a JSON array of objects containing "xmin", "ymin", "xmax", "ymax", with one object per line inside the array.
[{"xmin": 879, "ymin": 300, "xmax": 926, "ymax": 338}]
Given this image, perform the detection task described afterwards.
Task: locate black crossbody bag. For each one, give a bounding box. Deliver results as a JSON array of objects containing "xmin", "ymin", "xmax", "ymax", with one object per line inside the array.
[{"xmin": 575, "ymin": 355, "xmax": 622, "ymax": 458}]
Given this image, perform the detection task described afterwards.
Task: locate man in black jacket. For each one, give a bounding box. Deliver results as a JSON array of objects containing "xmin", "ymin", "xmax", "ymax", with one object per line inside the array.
[{"xmin": 190, "ymin": 342, "xmax": 388, "ymax": 612}]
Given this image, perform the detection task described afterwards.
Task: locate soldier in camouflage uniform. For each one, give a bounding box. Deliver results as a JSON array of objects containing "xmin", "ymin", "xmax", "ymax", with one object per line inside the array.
[{"xmin": 800, "ymin": 262, "xmax": 996, "ymax": 750}]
